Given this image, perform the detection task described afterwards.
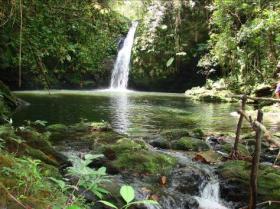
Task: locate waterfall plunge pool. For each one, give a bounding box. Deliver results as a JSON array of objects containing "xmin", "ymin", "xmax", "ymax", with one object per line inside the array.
[
  {"xmin": 13, "ymin": 90, "xmax": 279, "ymax": 134},
  {"xmin": 12, "ymin": 90, "xmax": 279, "ymax": 209}
]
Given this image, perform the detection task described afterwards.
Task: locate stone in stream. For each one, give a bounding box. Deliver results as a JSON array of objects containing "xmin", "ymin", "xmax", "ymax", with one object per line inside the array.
[
  {"xmin": 160, "ymin": 129, "xmax": 190, "ymax": 141},
  {"xmin": 96, "ymin": 138, "xmax": 177, "ymax": 175},
  {"xmin": 171, "ymin": 137, "xmax": 210, "ymax": 152}
]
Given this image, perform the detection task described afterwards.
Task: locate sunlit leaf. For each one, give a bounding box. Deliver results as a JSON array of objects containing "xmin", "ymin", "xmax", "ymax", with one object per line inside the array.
[
  {"xmin": 166, "ymin": 57, "xmax": 174, "ymax": 67},
  {"xmin": 120, "ymin": 185, "xmax": 135, "ymax": 204},
  {"xmin": 99, "ymin": 201, "xmax": 118, "ymax": 209}
]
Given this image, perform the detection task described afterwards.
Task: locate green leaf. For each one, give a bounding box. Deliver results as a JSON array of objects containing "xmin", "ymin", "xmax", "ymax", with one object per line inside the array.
[
  {"xmin": 48, "ymin": 177, "xmax": 66, "ymax": 190},
  {"xmin": 120, "ymin": 185, "xmax": 135, "ymax": 204},
  {"xmin": 99, "ymin": 201, "xmax": 118, "ymax": 209},
  {"xmin": 166, "ymin": 57, "xmax": 174, "ymax": 67},
  {"xmin": 124, "ymin": 200, "xmax": 159, "ymax": 209},
  {"xmin": 66, "ymin": 205, "xmax": 82, "ymax": 209}
]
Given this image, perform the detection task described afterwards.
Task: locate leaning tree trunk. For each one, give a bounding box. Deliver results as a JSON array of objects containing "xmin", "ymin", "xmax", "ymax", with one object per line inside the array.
[{"xmin": 232, "ymin": 95, "xmax": 247, "ymax": 159}]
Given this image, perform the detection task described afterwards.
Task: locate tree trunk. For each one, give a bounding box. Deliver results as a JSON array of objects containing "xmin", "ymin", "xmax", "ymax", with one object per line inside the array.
[
  {"xmin": 232, "ymin": 95, "xmax": 247, "ymax": 158},
  {"xmin": 248, "ymin": 110, "xmax": 263, "ymax": 209}
]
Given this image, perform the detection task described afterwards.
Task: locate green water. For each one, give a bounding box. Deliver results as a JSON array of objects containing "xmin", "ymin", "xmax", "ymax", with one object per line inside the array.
[{"xmin": 12, "ymin": 90, "xmax": 269, "ymax": 137}]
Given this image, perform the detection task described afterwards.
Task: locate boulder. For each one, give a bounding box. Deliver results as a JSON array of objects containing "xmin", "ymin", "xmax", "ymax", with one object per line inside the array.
[
  {"xmin": 97, "ymin": 138, "xmax": 177, "ymax": 175},
  {"xmin": 171, "ymin": 137, "xmax": 210, "ymax": 152}
]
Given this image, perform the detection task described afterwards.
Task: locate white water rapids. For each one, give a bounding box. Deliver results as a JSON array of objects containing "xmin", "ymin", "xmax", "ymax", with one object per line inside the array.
[{"xmin": 110, "ymin": 21, "xmax": 138, "ymax": 90}]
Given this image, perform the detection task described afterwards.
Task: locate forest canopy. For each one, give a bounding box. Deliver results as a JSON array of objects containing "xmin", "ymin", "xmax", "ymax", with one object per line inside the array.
[{"xmin": 0, "ymin": 0, "xmax": 280, "ymax": 92}]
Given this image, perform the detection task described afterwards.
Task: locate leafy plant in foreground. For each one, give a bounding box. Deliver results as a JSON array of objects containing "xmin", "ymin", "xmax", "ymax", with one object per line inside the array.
[
  {"xmin": 99, "ymin": 185, "xmax": 158, "ymax": 209},
  {"xmin": 67, "ymin": 154, "xmax": 110, "ymax": 199}
]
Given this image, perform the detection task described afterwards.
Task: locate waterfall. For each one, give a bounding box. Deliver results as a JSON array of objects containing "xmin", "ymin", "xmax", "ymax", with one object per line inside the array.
[
  {"xmin": 110, "ymin": 21, "xmax": 138, "ymax": 90},
  {"xmin": 195, "ymin": 179, "xmax": 228, "ymax": 209}
]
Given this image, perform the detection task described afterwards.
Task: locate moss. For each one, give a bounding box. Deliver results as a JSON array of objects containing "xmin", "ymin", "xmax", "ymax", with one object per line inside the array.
[
  {"xmin": 192, "ymin": 128, "xmax": 204, "ymax": 139},
  {"xmin": 25, "ymin": 145, "xmax": 58, "ymax": 166},
  {"xmin": 185, "ymin": 86, "xmax": 235, "ymax": 103},
  {"xmin": 161, "ymin": 129, "xmax": 190, "ymax": 141},
  {"xmin": 99, "ymin": 138, "xmax": 177, "ymax": 174},
  {"xmin": 221, "ymin": 143, "xmax": 251, "ymax": 157},
  {"xmin": 47, "ymin": 124, "xmax": 68, "ymax": 132},
  {"xmin": 150, "ymin": 138, "xmax": 171, "ymax": 149},
  {"xmin": 112, "ymin": 151, "xmax": 176, "ymax": 174},
  {"xmin": 171, "ymin": 137, "xmax": 209, "ymax": 151},
  {"xmin": 218, "ymin": 160, "xmax": 280, "ymax": 201}
]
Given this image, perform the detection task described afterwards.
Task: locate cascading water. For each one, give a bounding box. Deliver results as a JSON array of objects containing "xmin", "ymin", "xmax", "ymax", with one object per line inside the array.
[
  {"xmin": 110, "ymin": 21, "xmax": 138, "ymax": 90},
  {"xmin": 195, "ymin": 178, "xmax": 228, "ymax": 209}
]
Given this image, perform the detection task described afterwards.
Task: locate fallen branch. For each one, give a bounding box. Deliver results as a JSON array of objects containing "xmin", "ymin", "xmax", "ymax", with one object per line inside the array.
[
  {"xmin": 231, "ymin": 95, "xmax": 280, "ymax": 103},
  {"xmin": 237, "ymin": 110, "xmax": 280, "ymax": 148}
]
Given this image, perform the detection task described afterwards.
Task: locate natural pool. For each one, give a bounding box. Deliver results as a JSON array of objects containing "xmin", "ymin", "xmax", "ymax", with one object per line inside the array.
[
  {"xmin": 12, "ymin": 90, "xmax": 280, "ymax": 209},
  {"xmin": 13, "ymin": 90, "xmax": 241, "ymax": 134},
  {"xmin": 13, "ymin": 90, "xmax": 279, "ymax": 136}
]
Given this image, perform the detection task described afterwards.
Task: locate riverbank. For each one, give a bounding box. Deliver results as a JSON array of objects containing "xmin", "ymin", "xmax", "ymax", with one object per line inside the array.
[{"xmin": 1, "ymin": 118, "xmax": 280, "ymax": 209}]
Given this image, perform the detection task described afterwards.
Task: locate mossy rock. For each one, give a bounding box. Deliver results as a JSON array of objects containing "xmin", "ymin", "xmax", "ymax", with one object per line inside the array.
[
  {"xmin": 185, "ymin": 86, "xmax": 234, "ymax": 103},
  {"xmin": 218, "ymin": 160, "xmax": 280, "ymax": 204},
  {"xmin": 98, "ymin": 138, "xmax": 177, "ymax": 174},
  {"xmin": 15, "ymin": 128, "xmax": 68, "ymax": 165},
  {"xmin": 171, "ymin": 137, "xmax": 209, "ymax": 151},
  {"xmin": 220, "ymin": 143, "xmax": 251, "ymax": 158},
  {"xmin": 160, "ymin": 129, "xmax": 190, "ymax": 141},
  {"xmin": 47, "ymin": 124, "xmax": 69, "ymax": 141},
  {"xmin": 192, "ymin": 128, "xmax": 204, "ymax": 139},
  {"xmin": 197, "ymin": 94, "xmax": 223, "ymax": 103},
  {"xmin": 150, "ymin": 138, "xmax": 171, "ymax": 149},
  {"xmin": 47, "ymin": 124, "xmax": 68, "ymax": 133}
]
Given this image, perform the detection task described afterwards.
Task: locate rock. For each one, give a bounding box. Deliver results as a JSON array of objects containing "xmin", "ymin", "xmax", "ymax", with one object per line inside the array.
[
  {"xmin": 171, "ymin": 167, "xmax": 205, "ymax": 195},
  {"xmin": 149, "ymin": 138, "xmax": 171, "ymax": 149},
  {"xmin": 253, "ymin": 84, "xmax": 273, "ymax": 97},
  {"xmin": 185, "ymin": 86, "xmax": 235, "ymax": 103},
  {"xmin": 16, "ymin": 128, "xmax": 69, "ymax": 165},
  {"xmin": 218, "ymin": 160, "xmax": 280, "ymax": 205},
  {"xmin": 160, "ymin": 129, "xmax": 190, "ymax": 141},
  {"xmin": 47, "ymin": 124, "xmax": 68, "ymax": 133},
  {"xmin": 192, "ymin": 128, "xmax": 205, "ymax": 139},
  {"xmin": 220, "ymin": 143, "xmax": 251, "ymax": 158},
  {"xmin": 97, "ymin": 138, "xmax": 177, "ymax": 175},
  {"xmin": 193, "ymin": 150, "xmax": 221, "ymax": 164},
  {"xmin": 171, "ymin": 137, "xmax": 210, "ymax": 152}
]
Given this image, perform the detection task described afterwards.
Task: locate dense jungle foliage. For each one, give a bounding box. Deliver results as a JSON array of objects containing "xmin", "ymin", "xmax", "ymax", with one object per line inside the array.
[
  {"xmin": 0, "ymin": 0, "xmax": 280, "ymax": 92},
  {"xmin": 0, "ymin": 0, "xmax": 128, "ymax": 89}
]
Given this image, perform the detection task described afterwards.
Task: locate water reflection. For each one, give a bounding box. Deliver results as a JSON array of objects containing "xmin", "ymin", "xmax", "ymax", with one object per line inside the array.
[{"xmin": 110, "ymin": 92, "xmax": 131, "ymax": 133}]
